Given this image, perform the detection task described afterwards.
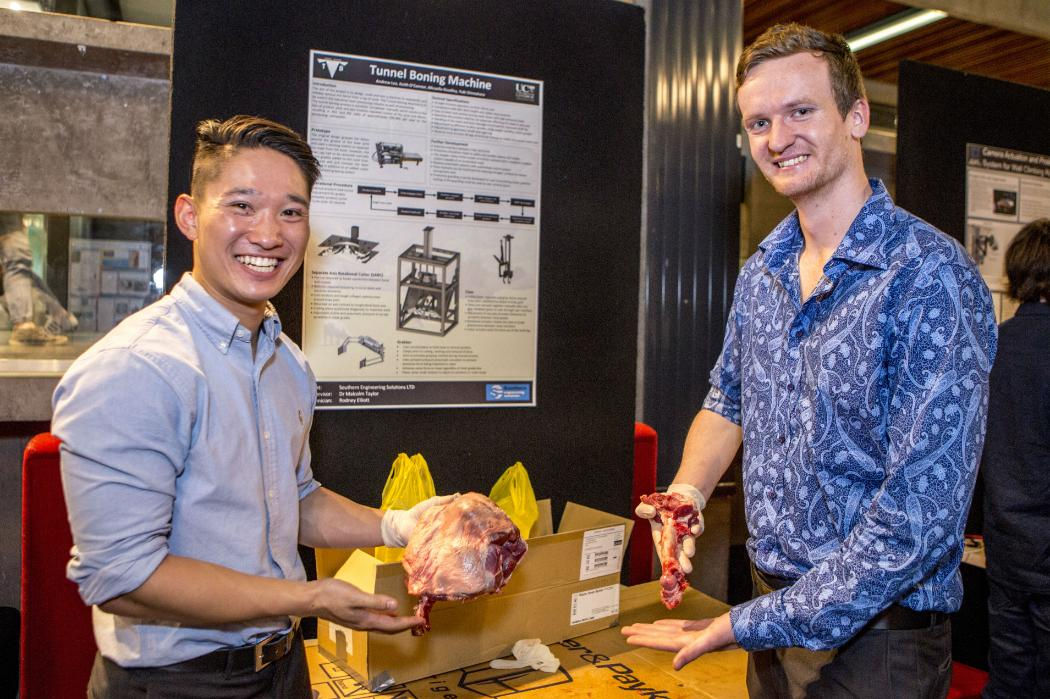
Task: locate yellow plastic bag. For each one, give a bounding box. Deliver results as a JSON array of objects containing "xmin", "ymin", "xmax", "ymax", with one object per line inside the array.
[
  {"xmin": 489, "ymin": 462, "xmax": 539, "ymax": 539},
  {"xmin": 374, "ymin": 452, "xmax": 436, "ymax": 562}
]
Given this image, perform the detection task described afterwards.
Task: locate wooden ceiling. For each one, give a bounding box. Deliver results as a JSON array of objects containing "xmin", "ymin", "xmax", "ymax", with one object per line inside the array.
[{"xmin": 743, "ymin": 0, "xmax": 1050, "ymax": 90}]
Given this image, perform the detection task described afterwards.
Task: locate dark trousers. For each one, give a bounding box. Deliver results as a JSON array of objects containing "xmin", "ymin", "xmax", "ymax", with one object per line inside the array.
[
  {"xmin": 984, "ymin": 577, "xmax": 1050, "ymax": 699},
  {"xmin": 746, "ymin": 568, "xmax": 952, "ymax": 698},
  {"xmin": 86, "ymin": 635, "xmax": 311, "ymax": 698}
]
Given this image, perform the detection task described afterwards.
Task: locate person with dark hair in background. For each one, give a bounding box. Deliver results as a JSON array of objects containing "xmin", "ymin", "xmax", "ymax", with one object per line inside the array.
[
  {"xmin": 981, "ymin": 218, "xmax": 1050, "ymax": 699},
  {"xmin": 53, "ymin": 115, "xmax": 452, "ymax": 698},
  {"xmin": 624, "ymin": 24, "xmax": 997, "ymax": 697}
]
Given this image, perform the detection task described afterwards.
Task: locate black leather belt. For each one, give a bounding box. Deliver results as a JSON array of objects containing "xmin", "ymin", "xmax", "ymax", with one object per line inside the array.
[
  {"xmin": 162, "ymin": 621, "xmax": 301, "ymax": 674},
  {"xmin": 752, "ymin": 565, "xmax": 948, "ymax": 631}
]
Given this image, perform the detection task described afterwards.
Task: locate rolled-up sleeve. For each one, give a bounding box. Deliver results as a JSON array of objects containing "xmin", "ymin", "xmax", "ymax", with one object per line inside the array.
[
  {"xmin": 53, "ymin": 349, "xmax": 193, "ymax": 606},
  {"xmin": 702, "ymin": 272, "xmax": 746, "ymax": 425},
  {"xmin": 295, "ymin": 362, "xmax": 321, "ymax": 501}
]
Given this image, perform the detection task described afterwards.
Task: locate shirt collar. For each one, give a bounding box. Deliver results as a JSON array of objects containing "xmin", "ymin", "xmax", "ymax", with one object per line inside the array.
[
  {"xmin": 1014, "ymin": 300, "xmax": 1050, "ymax": 317},
  {"xmin": 170, "ymin": 273, "xmax": 282, "ymax": 354},
  {"xmin": 758, "ymin": 178, "xmax": 896, "ymax": 276}
]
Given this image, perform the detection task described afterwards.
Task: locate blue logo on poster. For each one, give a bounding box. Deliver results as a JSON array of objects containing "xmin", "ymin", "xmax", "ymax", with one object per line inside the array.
[{"xmin": 486, "ymin": 383, "xmax": 531, "ymax": 402}]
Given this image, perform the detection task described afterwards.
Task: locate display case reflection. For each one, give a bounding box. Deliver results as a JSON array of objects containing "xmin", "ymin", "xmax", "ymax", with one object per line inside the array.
[{"xmin": 0, "ymin": 211, "xmax": 163, "ymax": 362}]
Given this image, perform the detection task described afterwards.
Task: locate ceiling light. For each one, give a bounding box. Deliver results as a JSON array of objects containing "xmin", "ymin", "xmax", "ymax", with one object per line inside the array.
[
  {"xmin": 846, "ymin": 8, "xmax": 948, "ymax": 52},
  {"xmin": 0, "ymin": 0, "xmax": 44, "ymax": 10}
]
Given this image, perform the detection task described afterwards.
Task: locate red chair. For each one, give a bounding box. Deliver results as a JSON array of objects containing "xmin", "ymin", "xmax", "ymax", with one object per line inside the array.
[
  {"xmin": 947, "ymin": 661, "xmax": 988, "ymax": 699},
  {"xmin": 628, "ymin": 422, "xmax": 658, "ymax": 585},
  {"xmin": 20, "ymin": 433, "xmax": 96, "ymax": 698}
]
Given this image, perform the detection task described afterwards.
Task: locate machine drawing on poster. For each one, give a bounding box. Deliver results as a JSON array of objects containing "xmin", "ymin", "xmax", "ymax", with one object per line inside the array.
[
  {"xmin": 398, "ymin": 226, "xmax": 459, "ymax": 336},
  {"xmin": 318, "ymin": 224, "xmax": 379, "ymax": 263},
  {"xmin": 337, "ymin": 334, "xmax": 385, "ymax": 368},
  {"xmin": 494, "ymin": 234, "xmax": 513, "ymax": 284},
  {"xmin": 375, "ymin": 142, "xmax": 423, "ymax": 169}
]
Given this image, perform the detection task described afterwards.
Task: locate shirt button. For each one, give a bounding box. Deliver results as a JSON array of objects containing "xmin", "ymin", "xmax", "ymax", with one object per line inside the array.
[
  {"xmin": 264, "ymin": 432, "xmax": 271, "ymax": 440},
  {"xmin": 777, "ymin": 434, "xmax": 785, "ymax": 444},
  {"xmin": 268, "ymin": 489, "xmax": 276, "ymax": 499},
  {"xmin": 787, "ymin": 383, "xmax": 794, "ymax": 391},
  {"xmin": 218, "ymin": 341, "xmax": 227, "ymax": 350}
]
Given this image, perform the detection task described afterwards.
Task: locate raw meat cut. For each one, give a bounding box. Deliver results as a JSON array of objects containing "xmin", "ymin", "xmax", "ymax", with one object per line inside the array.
[
  {"xmin": 403, "ymin": 492, "xmax": 528, "ymax": 635},
  {"xmin": 641, "ymin": 492, "xmax": 700, "ymax": 609}
]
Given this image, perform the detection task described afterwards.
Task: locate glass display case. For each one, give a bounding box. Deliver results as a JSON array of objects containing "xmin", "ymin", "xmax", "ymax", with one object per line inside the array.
[{"xmin": 0, "ymin": 210, "xmax": 164, "ymax": 373}]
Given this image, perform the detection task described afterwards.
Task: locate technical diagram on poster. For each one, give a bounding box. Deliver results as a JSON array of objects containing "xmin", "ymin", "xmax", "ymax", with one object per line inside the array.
[
  {"xmin": 304, "ymin": 51, "xmax": 542, "ymax": 408},
  {"xmin": 965, "ymin": 143, "xmax": 1050, "ymax": 320}
]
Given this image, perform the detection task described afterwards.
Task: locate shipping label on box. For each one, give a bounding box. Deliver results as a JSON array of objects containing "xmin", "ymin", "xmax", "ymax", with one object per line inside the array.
[
  {"xmin": 316, "ymin": 500, "xmax": 633, "ymax": 690},
  {"xmin": 579, "ymin": 525, "xmax": 625, "ymax": 580},
  {"xmin": 570, "ymin": 583, "xmax": 620, "ymax": 625}
]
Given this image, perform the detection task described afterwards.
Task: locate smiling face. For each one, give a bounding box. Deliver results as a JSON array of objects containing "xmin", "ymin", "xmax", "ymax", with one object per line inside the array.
[
  {"xmin": 174, "ymin": 147, "xmax": 310, "ymax": 330},
  {"xmin": 737, "ymin": 52, "xmax": 869, "ymax": 206}
]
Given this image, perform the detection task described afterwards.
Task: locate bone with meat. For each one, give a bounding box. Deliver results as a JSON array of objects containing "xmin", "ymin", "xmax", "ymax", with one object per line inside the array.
[
  {"xmin": 402, "ymin": 492, "xmax": 528, "ymax": 635},
  {"xmin": 640, "ymin": 492, "xmax": 700, "ymax": 609}
]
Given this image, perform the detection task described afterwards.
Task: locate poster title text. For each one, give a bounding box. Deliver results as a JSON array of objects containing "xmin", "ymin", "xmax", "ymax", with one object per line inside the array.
[{"xmin": 369, "ymin": 64, "xmax": 493, "ymax": 91}]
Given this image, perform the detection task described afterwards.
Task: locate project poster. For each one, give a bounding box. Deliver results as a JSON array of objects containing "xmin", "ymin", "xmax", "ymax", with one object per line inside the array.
[
  {"xmin": 303, "ymin": 51, "xmax": 542, "ymax": 409},
  {"xmin": 966, "ymin": 143, "xmax": 1050, "ymax": 287}
]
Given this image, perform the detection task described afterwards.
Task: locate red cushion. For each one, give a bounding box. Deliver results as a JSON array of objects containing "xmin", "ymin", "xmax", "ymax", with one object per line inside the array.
[
  {"xmin": 629, "ymin": 422, "xmax": 658, "ymax": 585},
  {"xmin": 20, "ymin": 433, "xmax": 96, "ymax": 698}
]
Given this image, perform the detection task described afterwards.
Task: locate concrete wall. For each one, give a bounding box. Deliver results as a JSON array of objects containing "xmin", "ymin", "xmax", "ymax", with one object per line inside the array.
[{"xmin": 0, "ymin": 9, "xmax": 170, "ymax": 218}]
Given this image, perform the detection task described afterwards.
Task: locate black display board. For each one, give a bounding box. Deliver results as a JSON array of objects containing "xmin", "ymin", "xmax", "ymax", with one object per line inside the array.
[
  {"xmin": 166, "ymin": 0, "xmax": 645, "ymax": 522},
  {"xmin": 897, "ymin": 60, "xmax": 1050, "ymax": 243},
  {"xmin": 896, "ymin": 60, "xmax": 1050, "ymax": 671}
]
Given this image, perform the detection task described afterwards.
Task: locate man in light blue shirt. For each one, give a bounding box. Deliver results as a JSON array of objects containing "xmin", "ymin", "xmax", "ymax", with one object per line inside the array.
[
  {"xmin": 53, "ymin": 116, "xmax": 448, "ymax": 697},
  {"xmin": 625, "ymin": 24, "xmax": 997, "ymax": 697}
]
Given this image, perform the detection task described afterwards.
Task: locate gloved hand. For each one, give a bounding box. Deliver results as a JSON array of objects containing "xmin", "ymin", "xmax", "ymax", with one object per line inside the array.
[
  {"xmin": 634, "ymin": 483, "xmax": 705, "ymax": 574},
  {"xmin": 380, "ymin": 493, "xmax": 459, "ymax": 548}
]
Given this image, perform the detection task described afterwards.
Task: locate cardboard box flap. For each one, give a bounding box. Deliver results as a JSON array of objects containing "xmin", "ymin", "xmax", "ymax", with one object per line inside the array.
[
  {"xmin": 558, "ymin": 501, "xmax": 634, "ymax": 545},
  {"xmin": 315, "ymin": 547, "xmax": 355, "ymax": 580},
  {"xmin": 531, "ymin": 498, "xmax": 554, "ymax": 537},
  {"xmin": 337, "ymin": 549, "xmax": 380, "ymax": 593}
]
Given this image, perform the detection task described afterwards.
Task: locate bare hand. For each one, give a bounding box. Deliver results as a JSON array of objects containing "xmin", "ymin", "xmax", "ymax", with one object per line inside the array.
[
  {"xmin": 621, "ymin": 612, "xmax": 737, "ymax": 670},
  {"xmin": 311, "ymin": 578, "xmax": 422, "ymax": 634}
]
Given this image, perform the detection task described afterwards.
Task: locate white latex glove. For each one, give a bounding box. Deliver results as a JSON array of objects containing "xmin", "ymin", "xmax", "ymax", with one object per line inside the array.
[
  {"xmin": 634, "ymin": 483, "xmax": 705, "ymax": 574},
  {"xmin": 489, "ymin": 638, "xmax": 560, "ymax": 673},
  {"xmin": 380, "ymin": 493, "xmax": 460, "ymax": 548}
]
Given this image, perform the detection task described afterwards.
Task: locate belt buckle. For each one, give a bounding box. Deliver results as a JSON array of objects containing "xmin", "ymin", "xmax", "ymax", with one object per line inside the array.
[
  {"xmin": 252, "ymin": 630, "xmax": 292, "ymax": 672},
  {"xmin": 253, "ymin": 619, "xmax": 299, "ymax": 672},
  {"xmin": 253, "ymin": 631, "xmax": 279, "ymax": 672}
]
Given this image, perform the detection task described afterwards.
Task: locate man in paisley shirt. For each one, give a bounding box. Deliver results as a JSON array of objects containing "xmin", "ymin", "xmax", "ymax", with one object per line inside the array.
[{"xmin": 624, "ymin": 24, "xmax": 997, "ymax": 697}]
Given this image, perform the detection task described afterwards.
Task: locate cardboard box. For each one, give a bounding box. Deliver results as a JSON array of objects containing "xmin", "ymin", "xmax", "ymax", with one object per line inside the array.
[
  {"xmin": 316, "ymin": 500, "xmax": 633, "ymax": 690},
  {"xmin": 307, "ymin": 581, "xmax": 748, "ymax": 699}
]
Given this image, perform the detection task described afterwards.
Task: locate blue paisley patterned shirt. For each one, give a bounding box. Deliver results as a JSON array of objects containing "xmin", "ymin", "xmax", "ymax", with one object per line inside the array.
[{"xmin": 706, "ymin": 180, "xmax": 997, "ymax": 651}]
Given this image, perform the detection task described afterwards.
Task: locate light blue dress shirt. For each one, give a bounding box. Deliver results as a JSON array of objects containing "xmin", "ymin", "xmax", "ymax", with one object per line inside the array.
[
  {"xmin": 53, "ymin": 273, "xmax": 320, "ymax": 667},
  {"xmin": 706, "ymin": 180, "xmax": 998, "ymax": 651}
]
